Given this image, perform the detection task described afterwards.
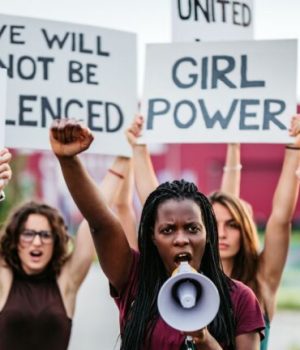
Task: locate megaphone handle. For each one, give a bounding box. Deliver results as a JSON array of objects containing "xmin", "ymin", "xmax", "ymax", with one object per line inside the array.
[{"xmin": 185, "ymin": 336, "xmax": 196, "ymax": 350}]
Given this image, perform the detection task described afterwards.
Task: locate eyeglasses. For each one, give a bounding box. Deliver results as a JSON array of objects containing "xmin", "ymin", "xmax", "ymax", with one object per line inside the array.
[{"xmin": 20, "ymin": 229, "xmax": 54, "ymax": 244}]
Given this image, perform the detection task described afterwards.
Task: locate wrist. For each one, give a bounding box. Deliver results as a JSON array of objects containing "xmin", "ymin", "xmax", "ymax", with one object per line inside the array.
[
  {"xmin": 223, "ymin": 164, "xmax": 242, "ymax": 172},
  {"xmin": 286, "ymin": 145, "xmax": 300, "ymax": 150},
  {"xmin": 133, "ymin": 144, "xmax": 148, "ymax": 156},
  {"xmin": 57, "ymin": 155, "xmax": 80, "ymax": 168},
  {"xmin": 108, "ymin": 168, "xmax": 124, "ymax": 179}
]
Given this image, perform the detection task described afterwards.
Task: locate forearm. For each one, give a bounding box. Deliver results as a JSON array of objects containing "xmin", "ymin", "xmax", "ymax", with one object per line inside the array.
[
  {"xmin": 270, "ymin": 147, "xmax": 300, "ymax": 223},
  {"xmin": 133, "ymin": 144, "xmax": 159, "ymax": 205},
  {"xmin": 100, "ymin": 156, "xmax": 130, "ymax": 206},
  {"xmin": 58, "ymin": 155, "xmax": 117, "ymax": 230},
  {"xmin": 263, "ymin": 147, "xmax": 300, "ymax": 294},
  {"xmin": 113, "ymin": 159, "xmax": 138, "ymax": 250},
  {"xmin": 220, "ymin": 144, "xmax": 241, "ymax": 197}
]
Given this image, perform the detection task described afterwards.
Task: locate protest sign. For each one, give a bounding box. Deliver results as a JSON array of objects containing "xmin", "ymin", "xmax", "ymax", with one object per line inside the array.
[
  {"xmin": 0, "ymin": 14, "xmax": 137, "ymax": 155},
  {"xmin": 141, "ymin": 39, "xmax": 297, "ymax": 144},
  {"xmin": 172, "ymin": 0, "xmax": 254, "ymax": 42}
]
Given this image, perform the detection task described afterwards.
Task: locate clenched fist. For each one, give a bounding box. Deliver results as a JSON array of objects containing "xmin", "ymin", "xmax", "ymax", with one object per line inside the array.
[{"xmin": 50, "ymin": 119, "xmax": 94, "ymax": 157}]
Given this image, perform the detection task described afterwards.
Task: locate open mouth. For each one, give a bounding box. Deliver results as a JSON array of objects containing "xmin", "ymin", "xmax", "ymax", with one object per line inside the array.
[
  {"xmin": 30, "ymin": 251, "xmax": 43, "ymax": 258},
  {"xmin": 174, "ymin": 252, "xmax": 192, "ymax": 264}
]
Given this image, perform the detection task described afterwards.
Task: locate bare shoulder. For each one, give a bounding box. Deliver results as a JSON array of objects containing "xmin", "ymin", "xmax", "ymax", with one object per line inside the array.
[{"xmin": 0, "ymin": 258, "xmax": 13, "ymax": 310}]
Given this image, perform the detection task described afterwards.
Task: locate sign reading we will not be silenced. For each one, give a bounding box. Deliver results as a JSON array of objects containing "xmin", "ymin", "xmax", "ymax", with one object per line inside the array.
[
  {"xmin": 0, "ymin": 14, "xmax": 137, "ymax": 156},
  {"xmin": 172, "ymin": 0, "xmax": 254, "ymax": 42},
  {"xmin": 141, "ymin": 40, "xmax": 297, "ymax": 144},
  {"xmin": 0, "ymin": 68, "xmax": 7, "ymax": 149}
]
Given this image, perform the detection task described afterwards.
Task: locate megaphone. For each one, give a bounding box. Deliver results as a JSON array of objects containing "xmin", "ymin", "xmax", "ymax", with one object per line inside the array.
[{"xmin": 157, "ymin": 261, "xmax": 220, "ymax": 332}]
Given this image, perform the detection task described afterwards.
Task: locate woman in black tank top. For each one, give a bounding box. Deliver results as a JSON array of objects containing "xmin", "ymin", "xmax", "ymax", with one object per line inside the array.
[{"xmin": 0, "ymin": 151, "xmax": 135, "ymax": 350}]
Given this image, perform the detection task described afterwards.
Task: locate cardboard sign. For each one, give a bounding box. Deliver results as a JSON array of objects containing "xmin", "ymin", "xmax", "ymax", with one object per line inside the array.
[
  {"xmin": 0, "ymin": 14, "xmax": 137, "ymax": 156},
  {"xmin": 172, "ymin": 0, "xmax": 254, "ymax": 42},
  {"xmin": 0, "ymin": 68, "xmax": 7, "ymax": 149},
  {"xmin": 141, "ymin": 39, "xmax": 297, "ymax": 144}
]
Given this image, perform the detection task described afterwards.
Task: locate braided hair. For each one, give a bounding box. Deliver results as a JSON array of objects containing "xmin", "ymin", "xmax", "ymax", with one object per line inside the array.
[{"xmin": 121, "ymin": 180, "xmax": 236, "ymax": 350}]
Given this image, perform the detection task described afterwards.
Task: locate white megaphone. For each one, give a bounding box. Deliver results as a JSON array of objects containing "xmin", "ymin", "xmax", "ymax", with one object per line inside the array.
[{"xmin": 157, "ymin": 261, "xmax": 220, "ymax": 332}]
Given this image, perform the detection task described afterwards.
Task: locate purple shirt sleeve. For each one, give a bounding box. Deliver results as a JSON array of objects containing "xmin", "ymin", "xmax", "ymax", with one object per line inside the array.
[
  {"xmin": 110, "ymin": 249, "xmax": 140, "ymax": 333},
  {"xmin": 230, "ymin": 280, "xmax": 265, "ymax": 338}
]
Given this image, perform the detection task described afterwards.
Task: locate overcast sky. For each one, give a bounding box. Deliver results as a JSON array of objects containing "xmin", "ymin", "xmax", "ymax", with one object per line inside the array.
[{"xmin": 1, "ymin": 0, "xmax": 300, "ymax": 97}]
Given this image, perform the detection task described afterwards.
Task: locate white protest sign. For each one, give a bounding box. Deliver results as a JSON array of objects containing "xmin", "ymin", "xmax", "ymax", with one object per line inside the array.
[
  {"xmin": 0, "ymin": 14, "xmax": 137, "ymax": 156},
  {"xmin": 0, "ymin": 68, "xmax": 7, "ymax": 149},
  {"xmin": 141, "ymin": 40, "xmax": 297, "ymax": 144},
  {"xmin": 172, "ymin": 0, "xmax": 254, "ymax": 42}
]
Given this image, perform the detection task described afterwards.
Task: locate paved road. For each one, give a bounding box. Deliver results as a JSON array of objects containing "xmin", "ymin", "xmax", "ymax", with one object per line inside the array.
[{"xmin": 69, "ymin": 264, "xmax": 300, "ymax": 350}]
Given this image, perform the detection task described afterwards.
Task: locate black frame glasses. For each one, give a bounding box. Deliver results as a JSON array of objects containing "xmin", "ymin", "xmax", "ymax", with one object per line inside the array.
[{"xmin": 20, "ymin": 229, "xmax": 54, "ymax": 244}]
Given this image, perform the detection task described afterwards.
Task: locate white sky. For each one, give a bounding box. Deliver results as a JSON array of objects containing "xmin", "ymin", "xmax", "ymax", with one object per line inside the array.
[{"xmin": 1, "ymin": 0, "xmax": 300, "ymax": 98}]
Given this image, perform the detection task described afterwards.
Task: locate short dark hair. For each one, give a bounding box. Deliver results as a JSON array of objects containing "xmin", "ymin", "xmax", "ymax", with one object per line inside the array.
[
  {"xmin": 121, "ymin": 180, "xmax": 236, "ymax": 350},
  {"xmin": 0, "ymin": 201, "xmax": 70, "ymax": 275}
]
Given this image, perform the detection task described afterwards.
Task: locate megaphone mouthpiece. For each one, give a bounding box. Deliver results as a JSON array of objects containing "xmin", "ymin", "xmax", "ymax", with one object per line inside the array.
[{"xmin": 176, "ymin": 280, "xmax": 197, "ymax": 309}]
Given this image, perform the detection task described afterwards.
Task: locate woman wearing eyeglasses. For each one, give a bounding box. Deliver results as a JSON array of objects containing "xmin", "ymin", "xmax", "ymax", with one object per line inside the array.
[
  {"xmin": 0, "ymin": 155, "xmax": 132, "ymax": 350},
  {"xmin": 0, "ymin": 201, "xmax": 88, "ymax": 350}
]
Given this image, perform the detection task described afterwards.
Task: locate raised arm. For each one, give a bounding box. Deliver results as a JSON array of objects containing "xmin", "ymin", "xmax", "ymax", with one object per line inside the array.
[
  {"xmin": 59, "ymin": 156, "xmax": 134, "ymax": 296},
  {"xmin": 101, "ymin": 156, "xmax": 131, "ymax": 205},
  {"xmin": 126, "ymin": 115, "xmax": 159, "ymax": 206},
  {"xmin": 112, "ymin": 158, "xmax": 138, "ymax": 250},
  {"xmin": 50, "ymin": 119, "xmax": 132, "ymax": 292},
  {"xmin": 220, "ymin": 144, "xmax": 241, "ymax": 197},
  {"xmin": 259, "ymin": 115, "xmax": 300, "ymax": 319}
]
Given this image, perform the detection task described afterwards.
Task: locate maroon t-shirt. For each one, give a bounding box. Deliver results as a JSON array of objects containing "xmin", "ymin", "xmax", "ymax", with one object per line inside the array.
[{"xmin": 111, "ymin": 250, "xmax": 265, "ymax": 350}]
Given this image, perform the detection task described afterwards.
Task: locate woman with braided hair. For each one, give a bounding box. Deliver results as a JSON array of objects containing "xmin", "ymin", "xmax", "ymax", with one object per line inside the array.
[
  {"xmin": 50, "ymin": 119, "xmax": 264, "ymax": 350},
  {"xmin": 127, "ymin": 114, "xmax": 300, "ymax": 350}
]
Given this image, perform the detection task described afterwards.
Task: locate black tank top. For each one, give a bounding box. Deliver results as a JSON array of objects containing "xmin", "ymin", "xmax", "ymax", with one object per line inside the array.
[{"xmin": 0, "ymin": 270, "xmax": 72, "ymax": 350}]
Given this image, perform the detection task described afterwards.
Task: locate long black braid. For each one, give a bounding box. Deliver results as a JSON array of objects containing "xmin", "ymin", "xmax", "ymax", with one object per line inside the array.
[{"xmin": 121, "ymin": 180, "xmax": 236, "ymax": 350}]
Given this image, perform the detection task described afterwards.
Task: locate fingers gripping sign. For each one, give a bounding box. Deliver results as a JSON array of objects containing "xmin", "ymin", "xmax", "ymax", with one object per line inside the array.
[
  {"xmin": 126, "ymin": 115, "xmax": 144, "ymax": 147},
  {"xmin": 50, "ymin": 118, "xmax": 94, "ymax": 157},
  {"xmin": 0, "ymin": 148, "xmax": 12, "ymax": 191},
  {"xmin": 289, "ymin": 114, "xmax": 300, "ymax": 137}
]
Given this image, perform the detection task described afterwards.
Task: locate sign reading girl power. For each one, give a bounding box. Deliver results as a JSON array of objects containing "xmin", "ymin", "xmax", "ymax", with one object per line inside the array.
[
  {"xmin": 172, "ymin": 0, "xmax": 254, "ymax": 42},
  {"xmin": 0, "ymin": 68, "xmax": 7, "ymax": 149},
  {"xmin": 0, "ymin": 14, "xmax": 137, "ymax": 156},
  {"xmin": 141, "ymin": 39, "xmax": 297, "ymax": 144}
]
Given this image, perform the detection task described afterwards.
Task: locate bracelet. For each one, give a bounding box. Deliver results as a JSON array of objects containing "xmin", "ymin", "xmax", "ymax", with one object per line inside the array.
[
  {"xmin": 223, "ymin": 164, "xmax": 242, "ymax": 172},
  {"xmin": 108, "ymin": 168, "xmax": 125, "ymax": 179},
  {"xmin": 286, "ymin": 145, "xmax": 300, "ymax": 150}
]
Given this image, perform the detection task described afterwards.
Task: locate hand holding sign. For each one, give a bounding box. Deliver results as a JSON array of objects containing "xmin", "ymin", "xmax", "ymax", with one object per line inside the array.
[
  {"xmin": 126, "ymin": 115, "xmax": 144, "ymax": 147},
  {"xmin": 50, "ymin": 119, "xmax": 94, "ymax": 157},
  {"xmin": 289, "ymin": 115, "xmax": 300, "ymax": 138},
  {"xmin": 0, "ymin": 148, "xmax": 12, "ymax": 191}
]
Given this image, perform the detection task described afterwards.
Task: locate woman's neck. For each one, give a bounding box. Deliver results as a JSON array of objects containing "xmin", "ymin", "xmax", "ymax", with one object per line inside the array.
[{"xmin": 221, "ymin": 258, "xmax": 233, "ymax": 277}]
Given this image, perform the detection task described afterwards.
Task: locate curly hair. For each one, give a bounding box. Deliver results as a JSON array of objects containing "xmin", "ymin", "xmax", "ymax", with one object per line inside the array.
[
  {"xmin": 0, "ymin": 201, "xmax": 70, "ymax": 275},
  {"xmin": 209, "ymin": 191, "xmax": 260, "ymax": 297},
  {"xmin": 121, "ymin": 180, "xmax": 236, "ymax": 350}
]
